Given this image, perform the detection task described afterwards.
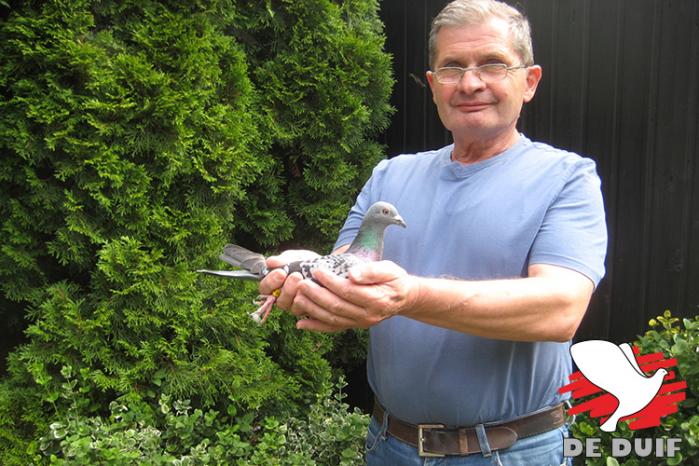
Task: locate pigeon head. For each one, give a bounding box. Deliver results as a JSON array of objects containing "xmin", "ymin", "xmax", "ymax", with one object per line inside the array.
[
  {"xmin": 363, "ymin": 201, "xmax": 407, "ymax": 229},
  {"xmin": 347, "ymin": 201, "xmax": 406, "ymax": 261}
]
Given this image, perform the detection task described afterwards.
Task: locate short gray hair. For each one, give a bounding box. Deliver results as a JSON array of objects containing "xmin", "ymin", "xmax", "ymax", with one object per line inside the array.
[{"xmin": 428, "ymin": 0, "xmax": 534, "ymax": 69}]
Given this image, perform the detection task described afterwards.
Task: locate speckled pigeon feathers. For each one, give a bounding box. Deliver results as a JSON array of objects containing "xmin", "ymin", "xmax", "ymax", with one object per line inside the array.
[
  {"xmin": 197, "ymin": 201, "xmax": 406, "ymax": 322},
  {"xmin": 287, "ymin": 252, "xmax": 367, "ymax": 280}
]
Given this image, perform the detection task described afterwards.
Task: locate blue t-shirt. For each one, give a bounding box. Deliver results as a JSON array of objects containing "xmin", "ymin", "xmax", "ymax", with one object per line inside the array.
[{"xmin": 334, "ymin": 135, "xmax": 607, "ymax": 427}]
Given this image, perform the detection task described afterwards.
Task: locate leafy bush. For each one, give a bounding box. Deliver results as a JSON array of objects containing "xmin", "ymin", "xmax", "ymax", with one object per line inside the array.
[
  {"xmin": 37, "ymin": 369, "xmax": 368, "ymax": 465},
  {"xmin": 0, "ymin": 0, "xmax": 391, "ymax": 463},
  {"xmin": 570, "ymin": 311, "xmax": 699, "ymax": 466}
]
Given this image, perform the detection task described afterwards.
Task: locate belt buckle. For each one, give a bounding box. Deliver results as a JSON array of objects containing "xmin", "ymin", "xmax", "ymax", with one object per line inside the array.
[{"xmin": 417, "ymin": 423, "xmax": 446, "ymax": 457}]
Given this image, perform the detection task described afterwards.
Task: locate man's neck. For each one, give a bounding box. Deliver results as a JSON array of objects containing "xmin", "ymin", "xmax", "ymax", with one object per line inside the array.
[{"xmin": 450, "ymin": 130, "xmax": 520, "ymax": 165}]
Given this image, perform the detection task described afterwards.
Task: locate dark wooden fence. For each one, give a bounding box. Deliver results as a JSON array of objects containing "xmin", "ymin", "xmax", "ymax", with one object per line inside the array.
[{"xmin": 378, "ymin": 0, "xmax": 699, "ymax": 343}]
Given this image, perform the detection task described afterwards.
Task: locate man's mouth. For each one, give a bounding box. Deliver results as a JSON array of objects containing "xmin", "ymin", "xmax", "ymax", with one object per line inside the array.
[{"xmin": 454, "ymin": 102, "xmax": 491, "ymax": 112}]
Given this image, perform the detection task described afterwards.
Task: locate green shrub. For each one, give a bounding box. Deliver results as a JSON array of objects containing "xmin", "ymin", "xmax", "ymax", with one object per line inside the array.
[
  {"xmin": 37, "ymin": 369, "xmax": 367, "ymax": 465},
  {"xmin": 570, "ymin": 311, "xmax": 699, "ymax": 465},
  {"xmin": 0, "ymin": 0, "xmax": 392, "ymax": 463}
]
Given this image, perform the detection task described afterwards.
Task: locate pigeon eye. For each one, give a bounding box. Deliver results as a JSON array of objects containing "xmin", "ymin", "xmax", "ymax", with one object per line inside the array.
[{"xmin": 382, "ymin": 208, "xmax": 389, "ymax": 215}]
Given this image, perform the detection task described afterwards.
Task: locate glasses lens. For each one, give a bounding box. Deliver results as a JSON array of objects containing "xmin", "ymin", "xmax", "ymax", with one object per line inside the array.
[
  {"xmin": 478, "ymin": 64, "xmax": 508, "ymax": 83},
  {"xmin": 435, "ymin": 68, "xmax": 463, "ymax": 84},
  {"xmin": 435, "ymin": 65, "xmax": 512, "ymax": 84}
]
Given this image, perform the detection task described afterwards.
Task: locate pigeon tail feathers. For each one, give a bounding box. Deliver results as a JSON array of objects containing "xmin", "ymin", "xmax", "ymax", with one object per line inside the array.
[
  {"xmin": 219, "ymin": 244, "xmax": 268, "ymax": 278},
  {"xmin": 196, "ymin": 269, "xmax": 261, "ymax": 280}
]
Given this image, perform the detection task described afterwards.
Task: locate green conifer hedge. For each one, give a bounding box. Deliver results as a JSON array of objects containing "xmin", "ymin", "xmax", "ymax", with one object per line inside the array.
[{"xmin": 0, "ymin": 0, "xmax": 392, "ymax": 462}]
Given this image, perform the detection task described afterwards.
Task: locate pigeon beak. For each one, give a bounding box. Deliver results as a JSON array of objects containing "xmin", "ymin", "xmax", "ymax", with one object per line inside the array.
[{"xmin": 393, "ymin": 214, "xmax": 407, "ymax": 228}]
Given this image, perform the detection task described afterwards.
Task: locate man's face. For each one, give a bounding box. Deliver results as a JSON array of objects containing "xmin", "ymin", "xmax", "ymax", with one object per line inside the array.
[{"xmin": 426, "ymin": 18, "xmax": 541, "ymax": 142}]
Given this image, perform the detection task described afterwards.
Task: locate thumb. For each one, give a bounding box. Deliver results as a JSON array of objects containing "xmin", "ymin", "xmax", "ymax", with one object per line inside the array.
[
  {"xmin": 348, "ymin": 260, "xmax": 405, "ymax": 284},
  {"xmin": 265, "ymin": 255, "xmax": 287, "ymax": 268}
]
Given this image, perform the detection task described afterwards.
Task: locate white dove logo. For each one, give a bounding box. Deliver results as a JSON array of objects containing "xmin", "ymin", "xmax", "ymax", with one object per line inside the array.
[{"xmin": 569, "ymin": 340, "xmax": 668, "ymax": 432}]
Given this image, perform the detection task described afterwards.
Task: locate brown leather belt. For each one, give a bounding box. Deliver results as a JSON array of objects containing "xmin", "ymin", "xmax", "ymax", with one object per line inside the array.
[{"xmin": 372, "ymin": 401, "xmax": 565, "ymax": 457}]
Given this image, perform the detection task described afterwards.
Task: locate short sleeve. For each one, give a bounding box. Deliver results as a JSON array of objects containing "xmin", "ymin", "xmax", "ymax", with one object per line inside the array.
[{"xmin": 529, "ymin": 159, "xmax": 608, "ymax": 286}]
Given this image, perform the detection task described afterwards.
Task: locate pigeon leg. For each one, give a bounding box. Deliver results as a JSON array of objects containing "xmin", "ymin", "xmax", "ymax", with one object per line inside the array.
[
  {"xmin": 250, "ymin": 289, "xmax": 281, "ymax": 324},
  {"xmin": 250, "ymin": 295, "xmax": 276, "ymax": 324}
]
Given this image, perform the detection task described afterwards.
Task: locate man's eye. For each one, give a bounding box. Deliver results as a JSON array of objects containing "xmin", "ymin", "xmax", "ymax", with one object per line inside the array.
[{"xmin": 481, "ymin": 63, "xmax": 507, "ymax": 70}]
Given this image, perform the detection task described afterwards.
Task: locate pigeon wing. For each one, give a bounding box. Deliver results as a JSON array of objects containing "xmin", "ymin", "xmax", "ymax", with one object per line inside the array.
[{"xmin": 290, "ymin": 253, "xmax": 367, "ymax": 279}]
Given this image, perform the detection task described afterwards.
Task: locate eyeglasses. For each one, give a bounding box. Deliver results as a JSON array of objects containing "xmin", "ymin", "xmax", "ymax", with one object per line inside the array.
[{"xmin": 432, "ymin": 64, "xmax": 528, "ymax": 85}]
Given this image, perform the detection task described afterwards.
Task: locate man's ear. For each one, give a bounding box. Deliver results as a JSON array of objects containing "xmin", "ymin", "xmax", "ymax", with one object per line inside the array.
[
  {"xmin": 523, "ymin": 65, "xmax": 542, "ymax": 103},
  {"xmin": 426, "ymin": 70, "xmax": 437, "ymax": 104}
]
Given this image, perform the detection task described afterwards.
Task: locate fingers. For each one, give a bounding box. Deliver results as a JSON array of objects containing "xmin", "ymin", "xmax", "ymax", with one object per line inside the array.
[
  {"xmin": 296, "ymin": 317, "xmax": 346, "ymax": 333},
  {"xmin": 292, "ymin": 295, "xmax": 356, "ymax": 332},
  {"xmin": 259, "ymin": 268, "xmax": 287, "ymax": 295},
  {"xmin": 259, "ymin": 269, "xmax": 304, "ymax": 311},
  {"xmin": 347, "ymin": 260, "xmax": 406, "ymax": 284},
  {"xmin": 274, "ymin": 272, "xmax": 303, "ymax": 310},
  {"xmin": 265, "ymin": 255, "xmax": 288, "ymax": 269},
  {"xmin": 259, "ymin": 256, "xmax": 409, "ymax": 331},
  {"xmin": 311, "ymin": 263, "xmax": 415, "ymax": 324},
  {"xmin": 310, "ymin": 268, "xmax": 370, "ymax": 304},
  {"xmin": 313, "ymin": 264, "xmax": 401, "ymax": 306},
  {"xmin": 259, "ymin": 249, "xmax": 320, "ymax": 310},
  {"xmin": 292, "ymin": 277, "xmax": 370, "ymax": 329}
]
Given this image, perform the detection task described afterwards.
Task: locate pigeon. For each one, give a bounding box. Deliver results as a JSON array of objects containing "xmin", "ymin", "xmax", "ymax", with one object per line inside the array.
[
  {"xmin": 198, "ymin": 201, "xmax": 406, "ymax": 323},
  {"xmin": 570, "ymin": 340, "xmax": 668, "ymax": 432}
]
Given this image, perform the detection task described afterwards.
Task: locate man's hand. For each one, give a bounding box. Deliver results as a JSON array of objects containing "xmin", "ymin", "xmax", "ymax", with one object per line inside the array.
[
  {"xmin": 258, "ymin": 249, "xmax": 320, "ymax": 310},
  {"xmin": 290, "ymin": 260, "xmax": 418, "ymax": 332}
]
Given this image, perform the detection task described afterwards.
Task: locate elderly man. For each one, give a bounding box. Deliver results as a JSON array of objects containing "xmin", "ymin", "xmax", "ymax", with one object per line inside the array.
[{"xmin": 261, "ymin": 0, "xmax": 607, "ymax": 464}]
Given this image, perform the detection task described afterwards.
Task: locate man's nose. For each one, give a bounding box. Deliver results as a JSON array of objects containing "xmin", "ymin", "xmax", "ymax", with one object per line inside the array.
[{"xmin": 456, "ymin": 69, "xmax": 486, "ymax": 93}]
